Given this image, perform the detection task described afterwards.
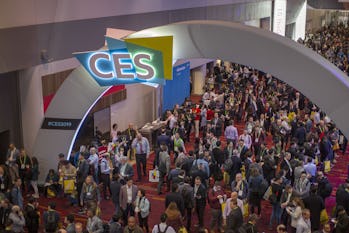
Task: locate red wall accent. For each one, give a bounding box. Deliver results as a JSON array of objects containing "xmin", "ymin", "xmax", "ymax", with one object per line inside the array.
[{"xmin": 43, "ymin": 85, "xmax": 125, "ymax": 113}]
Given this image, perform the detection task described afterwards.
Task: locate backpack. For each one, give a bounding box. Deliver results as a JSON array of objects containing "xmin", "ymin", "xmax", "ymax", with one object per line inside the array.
[
  {"xmin": 181, "ymin": 186, "xmax": 193, "ymax": 209},
  {"xmin": 45, "ymin": 211, "xmax": 57, "ymax": 232},
  {"xmin": 238, "ymin": 224, "xmax": 247, "ymax": 233},
  {"xmin": 157, "ymin": 224, "xmax": 169, "ymax": 233},
  {"xmin": 322, "ymin": 182, "xmax": 333, "ymax": 198},
  {"xmin": 223, "ymin": 158, "xmax": 233, "ymax": 172},
  {"xmin": 102, "ymin": 222, "xmax": 110, "ymax": 233},
  {"xmin": 239, "ymin": 223, "xmax": 254, "ymax": 233}
]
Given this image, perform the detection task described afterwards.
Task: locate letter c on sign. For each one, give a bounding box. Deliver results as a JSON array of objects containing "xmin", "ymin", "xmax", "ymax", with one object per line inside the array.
[{"xmin": 89, "ymin": 53, "xmax": 113, "ymax": 79}]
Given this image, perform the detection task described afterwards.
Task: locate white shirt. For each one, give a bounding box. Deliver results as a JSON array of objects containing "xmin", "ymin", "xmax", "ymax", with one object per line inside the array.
[
  {"xmin": 120, "ymin": 164, "xmax": 127, "ymax": 177},
  {"xmin": 239, "ymin": 134, "xmax": 252, "ymax": 149},
  {"xmin": 89, "ymin": 154, "xmax": 99, "ymax": 170},
  {"xmin": 152, "ymin": 223, "xmax": 176, "ymax": 233},
  {"xmin": 127, "ymin": 185, "xmax": 132, "ymax": 203}
]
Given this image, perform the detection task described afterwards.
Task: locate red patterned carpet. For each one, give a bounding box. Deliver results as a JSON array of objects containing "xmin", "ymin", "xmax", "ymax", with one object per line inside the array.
[{"xmin": 35, "ymin": 96, "xmax": 349, "ymax": 232}]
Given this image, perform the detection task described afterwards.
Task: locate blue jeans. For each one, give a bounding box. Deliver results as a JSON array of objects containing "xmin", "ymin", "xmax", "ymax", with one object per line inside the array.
[{"xmin": 269, "ymin": 203, "xmax": 281, "ymax": 227}]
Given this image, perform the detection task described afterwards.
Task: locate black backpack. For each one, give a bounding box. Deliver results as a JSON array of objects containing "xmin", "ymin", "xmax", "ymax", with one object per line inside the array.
[
  {"xmin": 103, "ymin": 222, "xmax": 110, "ymax": 233},
  {"xmin": 157, "ymin": 224, "xmax": 169, "ymax": 233},
  {"xmin": 322, "ymin": 182, "xmax": 333, "ymax": 198},
  {"xmin": 45, "ymin": 211, "xmax": 57, "ymax": 232},
  {"xmin": 223, "ymin": 158, "xmax": 233, "ymax": 172}
]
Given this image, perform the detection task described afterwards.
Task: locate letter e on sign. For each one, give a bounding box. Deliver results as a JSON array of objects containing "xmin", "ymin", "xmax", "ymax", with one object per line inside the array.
[{"xmin": 112, "ymin": 53, "xmax": 135, "ymax": 79}]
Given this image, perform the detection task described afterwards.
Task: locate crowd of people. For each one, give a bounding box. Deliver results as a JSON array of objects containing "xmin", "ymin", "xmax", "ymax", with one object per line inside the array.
[{"xmin": 1, "ymin": 24, "xmax": 349, "ymax": 233}]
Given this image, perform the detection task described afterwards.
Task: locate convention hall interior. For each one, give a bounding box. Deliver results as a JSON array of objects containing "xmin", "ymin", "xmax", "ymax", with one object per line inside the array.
[{"xmin": 1, "ymin": 0, "xmax": 349, "ymax": 233}]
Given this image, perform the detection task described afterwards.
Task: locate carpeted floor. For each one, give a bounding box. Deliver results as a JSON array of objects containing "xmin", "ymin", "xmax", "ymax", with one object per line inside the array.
[{"xmin": 35, "ymin": 96, "xmax": 349, "ymax": 232}]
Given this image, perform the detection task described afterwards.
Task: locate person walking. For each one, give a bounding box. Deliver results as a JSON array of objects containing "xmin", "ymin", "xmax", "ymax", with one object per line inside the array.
[
  {"xmin": 151, "ymin": 213, "xmax": 176, "ymax": 233},
  {"xmin": 157, "ymin": 144, "xmax": 171, "ymax": 195},
  {"xmin": 134, "ymin": 189, "xmax": 150, "ymax": 233},
  {"xmin": 132, "ymin": 133, "xmax": 150, "ymax": 182},
  {"xmin": 29, "ymin": 157, "xmax": 40, "ymax": 198},
  {"xmin": 120, "ymin": 178, "xmax": 138, "ymax": 224}
]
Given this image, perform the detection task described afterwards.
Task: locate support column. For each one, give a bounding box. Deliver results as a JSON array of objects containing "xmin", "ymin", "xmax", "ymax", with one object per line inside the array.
[
  {"xmin": 191, "ymin": 64, "xmax": 206, "ymax": 95},
  {"xmin": 272, "ymin": 0, "xmax": 287, "ymax": 36},
  {"xmin": 294, "ymin": 0, "xmax": 307, "ymax": 41}
]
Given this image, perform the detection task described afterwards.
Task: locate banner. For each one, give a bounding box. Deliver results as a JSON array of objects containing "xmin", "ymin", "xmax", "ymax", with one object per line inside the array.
[{"xmin": 163, "ymin": 62, "xmax": 190, "ymax": 112}]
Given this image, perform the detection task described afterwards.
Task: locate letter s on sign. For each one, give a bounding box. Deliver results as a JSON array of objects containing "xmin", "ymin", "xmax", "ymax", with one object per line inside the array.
[
  {"xmin": 89, "ymin": 53, "xmax": 113, "ymax": 79},
  {"xmin": 134, "ymin": 54, "xmax": 155, "ymax": 79}
]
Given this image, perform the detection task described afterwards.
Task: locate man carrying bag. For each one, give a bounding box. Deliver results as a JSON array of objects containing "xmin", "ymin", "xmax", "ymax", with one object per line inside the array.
[{"xmin": 157, "ymin": 144, "xmax": 171, "ymax": 195}]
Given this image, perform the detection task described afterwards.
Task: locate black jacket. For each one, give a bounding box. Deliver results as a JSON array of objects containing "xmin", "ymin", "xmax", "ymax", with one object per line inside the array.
[
  {"xmin": 0, "ymin": 206, "xmax": 11, "ymax": 230},
  {"xmin": 165, "ymin": 192, "xmax": 185, "ymax": 216},
  {"xmin": 303, "ymin": 193, "xmax": 325, "ymax": 230},
  {"xmin": 335, "ymin": 212, "xmax": 349, "ymax": 233},
  {"xmin": 110, "ymin": 180, "xmax": 122, "ymax": 204},
  {"xmin": 194, "ymin": 184, "xmax": 207, "ymax": 208},
  {"xmin": 226, "ymin": 207, "xmax": 243, "ymax": 232},
  {"xmin": 77, "ymin": 159, "xmax": 89, "ymax": 183},
  {"xmin": 212, "ymin": 147, "xmax": 225, "ymax": 166},
  {"xmin": 24, "ymin": 204, "xmax": 40, "ymax": 233}
]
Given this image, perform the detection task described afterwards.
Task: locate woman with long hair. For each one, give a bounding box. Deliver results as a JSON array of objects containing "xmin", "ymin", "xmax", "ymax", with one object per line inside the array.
[
  {"xmin": 165, "ymin": 202, "xmax": 184, "ymax": 232},
  {"xmin": 286, "ymin": 197, "xmax": 304, "ymax": 233},
  {"xmin": 134, "ymin": 188, "xmax": 150, "ymax": 233},
  {"xmin": 248, "ymin": 168, "xmax": 263, "ymax": 216}
]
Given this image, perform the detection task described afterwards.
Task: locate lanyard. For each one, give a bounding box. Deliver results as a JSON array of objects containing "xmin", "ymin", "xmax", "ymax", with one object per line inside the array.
[{"xmin": 20, "ymin": 156, "xmax": 26, "ymax": 165}]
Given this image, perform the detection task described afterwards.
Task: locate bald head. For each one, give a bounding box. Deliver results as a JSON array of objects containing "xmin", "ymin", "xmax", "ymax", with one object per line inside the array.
[
  {"xmin": 128, "ymin": 216, "xmax": 136, "ymax": 229},
  {"xmin": 231, "ymin": 191, "xmax": 238, "ymax": 200}
]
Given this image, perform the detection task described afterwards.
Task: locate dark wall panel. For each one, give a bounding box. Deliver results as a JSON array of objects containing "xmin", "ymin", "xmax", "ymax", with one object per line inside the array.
[{"xmin": 0, "ymin": 72, "xmax": 22, "ymax": 147}]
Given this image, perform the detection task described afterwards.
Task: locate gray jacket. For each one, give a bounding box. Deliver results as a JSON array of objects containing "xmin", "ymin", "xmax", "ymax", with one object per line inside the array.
[
  {"xmin": 9, "ymin": 212, "xmax": 25, "ymax": 233},
  {"xmin": 87, "ymin": 216, "xmax": 104, "ymax": 233},
  {"xmin": 158, "ymin": 151, "xmax": 170, "ymax": 174}
]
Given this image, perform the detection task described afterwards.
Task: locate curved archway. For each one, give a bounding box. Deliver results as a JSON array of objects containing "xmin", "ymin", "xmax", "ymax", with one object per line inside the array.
[{"xmin": 33, "ymin": 20, "xmax": 349, "ymax": 181}]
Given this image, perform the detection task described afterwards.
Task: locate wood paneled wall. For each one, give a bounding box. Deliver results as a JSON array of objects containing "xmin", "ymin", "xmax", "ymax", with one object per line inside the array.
[{"xmin": 41, "ymin": 70, "xmax": 126, "ymax": 113}]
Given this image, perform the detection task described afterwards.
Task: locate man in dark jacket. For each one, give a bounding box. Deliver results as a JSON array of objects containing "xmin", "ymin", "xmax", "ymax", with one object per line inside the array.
[
  {"xmin": 334, "ymin": 206, "xmax": 349, "ymax": 233},
  {"xmin": 294, "ymin": 122, "xmax": 306, "ymax": 146},
  {"xmin": 212, "ymin": 141, "xmax": 224, "ymax": 165},
  {"xmin": 24, "ymin": 197, "xmax": 40, "ymax": 233},
  {"xmin": 76, "ymin": 152, "xmax": 89, "ymax": 209},
  {"xmin": 336, "ymin": 183, "xmax": 349, "ymax": 215},
  {"xmin": 243, "ymin": 214, "xmax": 259, "ymax": 233},
  {"xmin": 110, "ymin": 174, "xmax": 122, "ymax": 215},
  {"xmin": 229, "ymin": 149, "xmax": 242, "ymax": 185},
  {"xmin": 0, "ymin": 199, "xmax": 11, "ymax": 231},
  {"xmin": 317, "ymin": 171, "xmax": 333, "ymax": 201},
  {"xmin": 178, "ymin": 177, "xmax": 194, "ymax": 231},
  {"xmin": 194, "ymin": 176, "xmax": 206, "ymax": 229},
  {"xmin": 190, "ymin": 163, "xmax": 209, "ymax": 187},
  {"xmin": 303, "ymin": 185, "xmax": 325, "ymax": 231},
  {"xmin": 165, "ymin": 183, "xmax": 185, "ymax": 216},
  {"xmin": 225, "ymin": 199, "xmax": 243, "ymax": 232}
]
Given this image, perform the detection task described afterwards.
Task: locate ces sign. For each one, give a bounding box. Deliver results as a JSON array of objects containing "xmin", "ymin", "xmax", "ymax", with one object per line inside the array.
[
  {"xmin": 75, "ymin": 36, "xmax": 173, "ymax": 86},
  {"xmin": 89, "ymin": 52, "xmax": 155, "ymax": 80}
]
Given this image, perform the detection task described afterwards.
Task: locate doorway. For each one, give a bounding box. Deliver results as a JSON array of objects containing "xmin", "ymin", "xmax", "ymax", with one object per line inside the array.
[{"xmin": 0, "ymin": 130, "xmax": 10, "ymax": 164}]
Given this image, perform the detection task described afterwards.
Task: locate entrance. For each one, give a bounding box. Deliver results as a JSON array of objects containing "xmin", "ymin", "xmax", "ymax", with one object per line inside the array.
[{"xmin": 0, "ymin": 130, "xmax": 10, "ymax": 164}]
